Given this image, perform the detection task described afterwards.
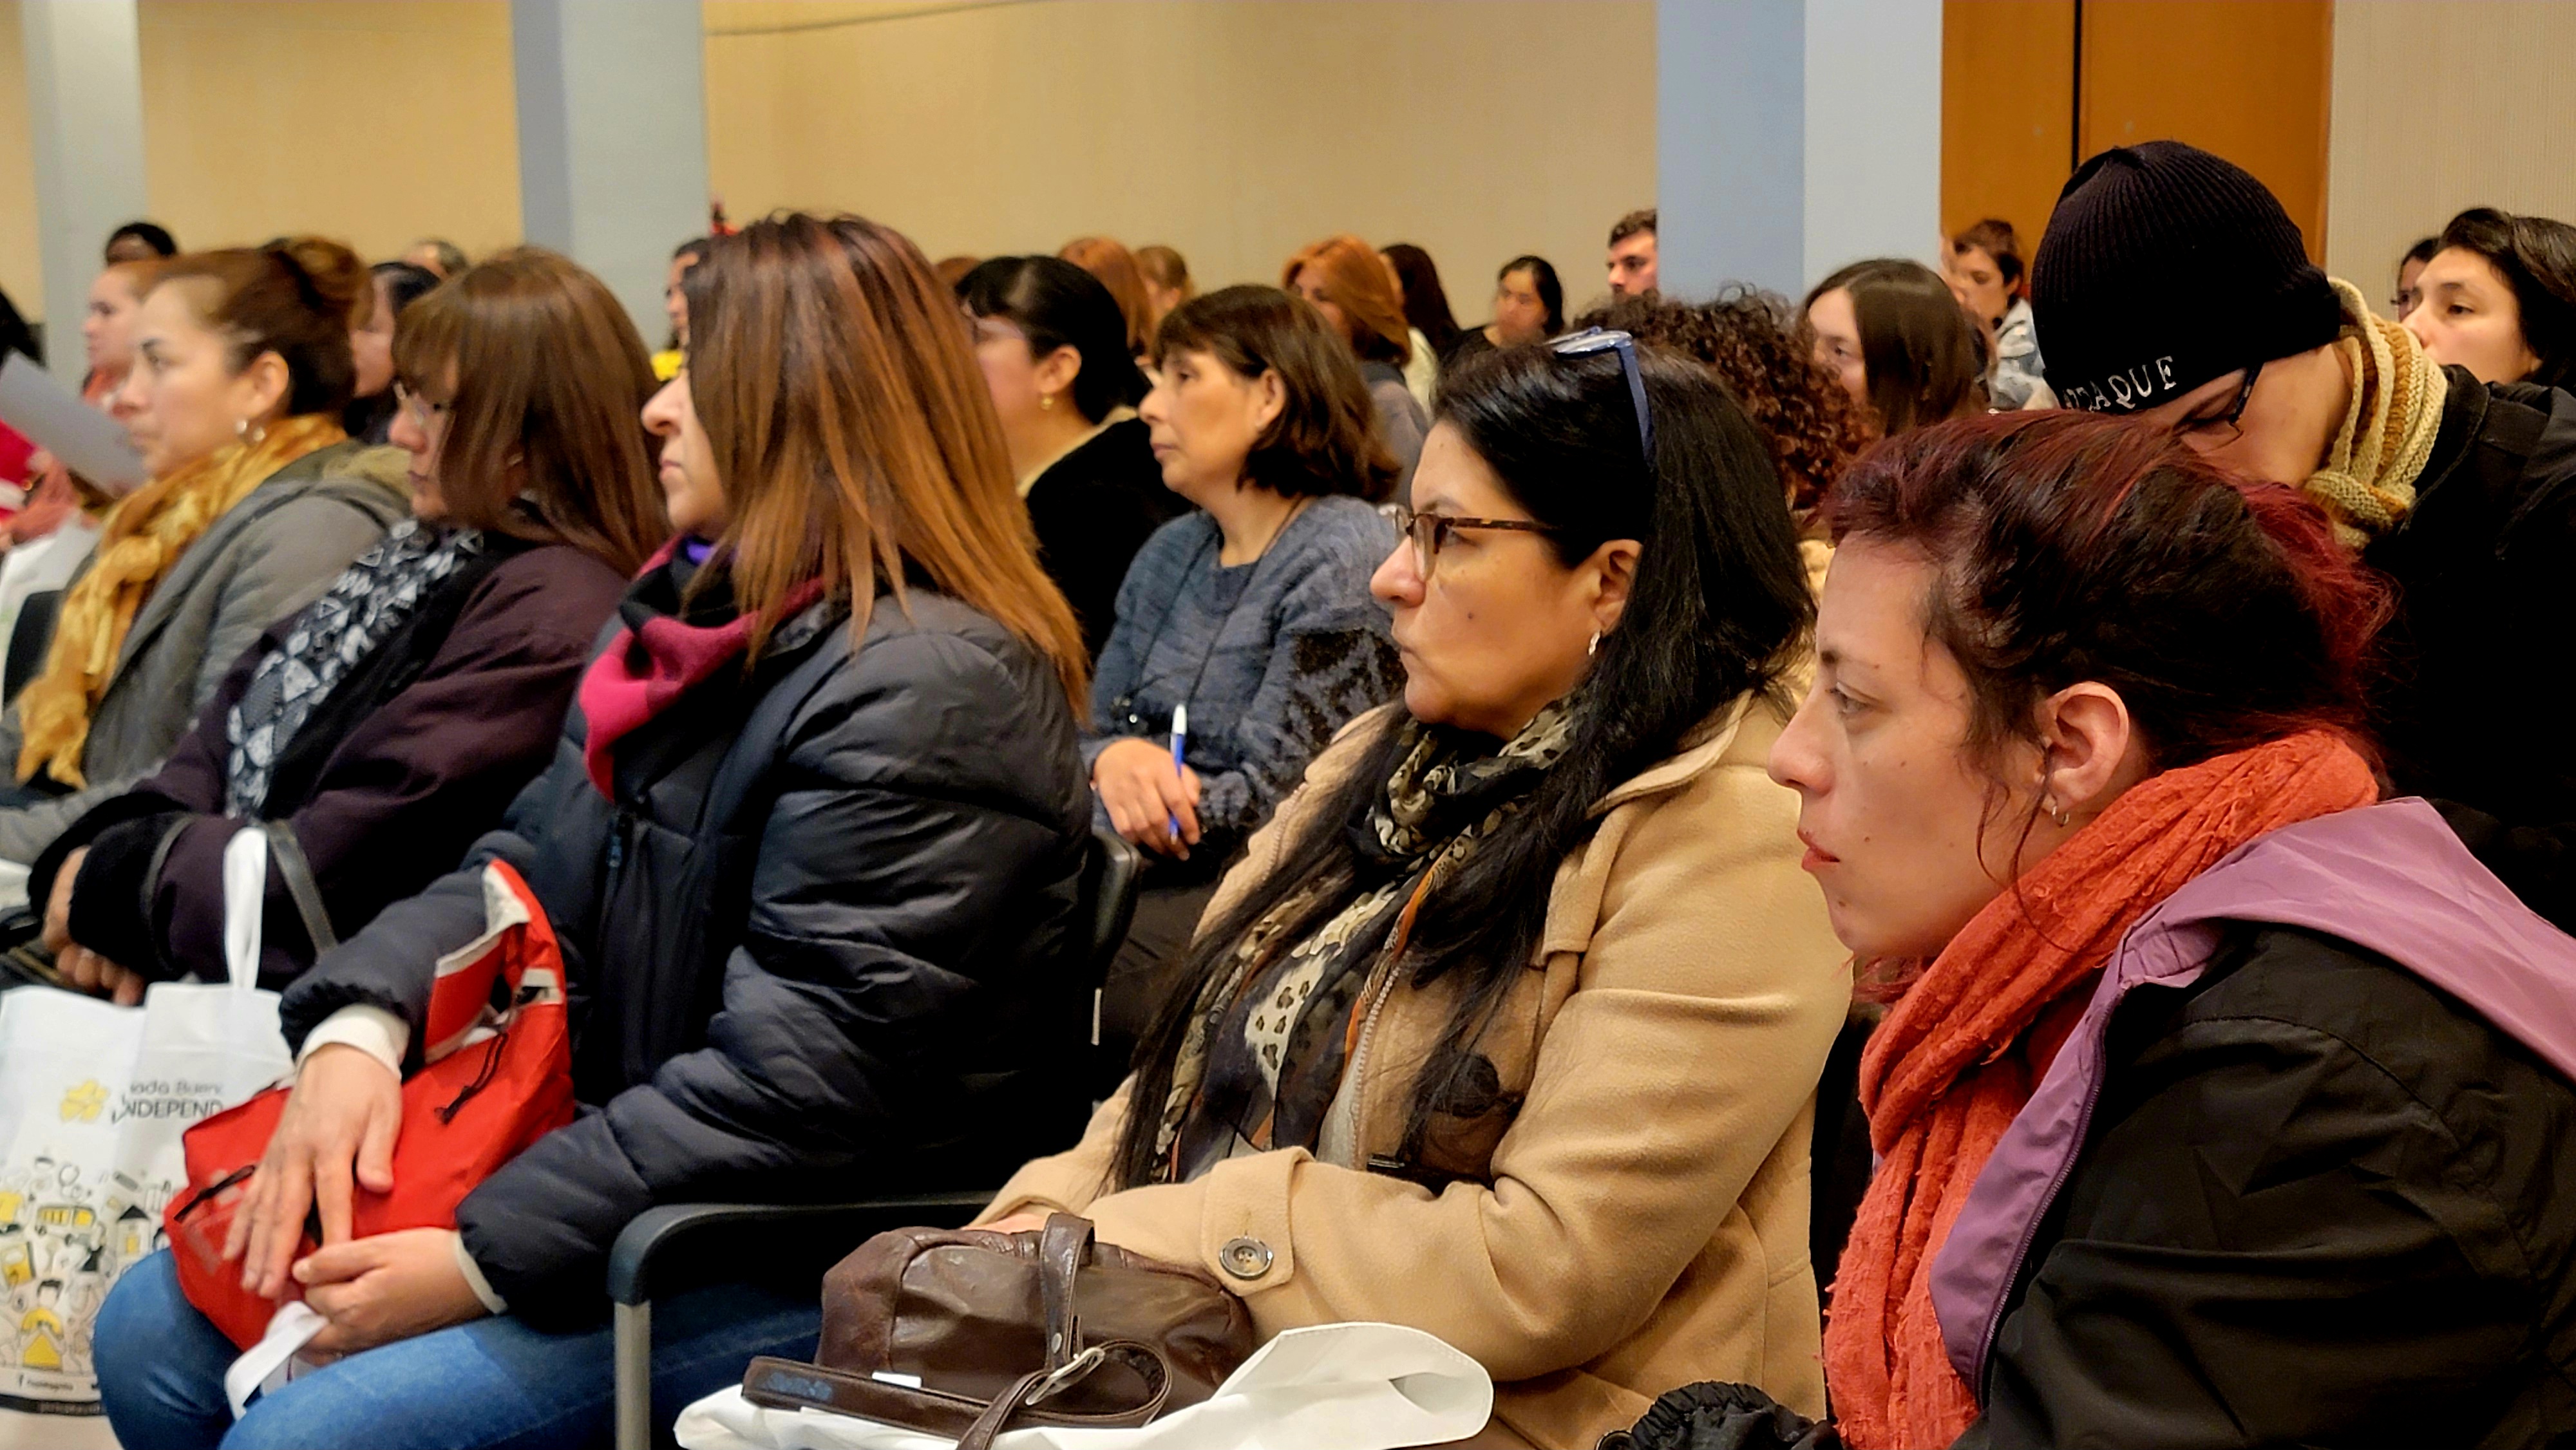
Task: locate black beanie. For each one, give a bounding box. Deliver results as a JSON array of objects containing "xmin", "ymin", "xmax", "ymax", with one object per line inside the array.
[{"xmin": 2031, "ymin": 141, "xmax": 2344, "ymax": 415}]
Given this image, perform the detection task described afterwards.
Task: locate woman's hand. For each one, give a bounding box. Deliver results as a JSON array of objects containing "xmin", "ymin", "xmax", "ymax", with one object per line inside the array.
[
  {"xmin": 297, "ymin": 1228, "xmax": 489, "ymax": 1357},
  {"xmin": 42, "ymin": 847, "xmax": 144, "ymax": 1006},
  {"xmin": 227, "ymin": 1044, "xmax": 404, "ymax": 1300},
  {"xmin": 1093, "ymin": 738, "xmax": 1202, "ymax": 858}
]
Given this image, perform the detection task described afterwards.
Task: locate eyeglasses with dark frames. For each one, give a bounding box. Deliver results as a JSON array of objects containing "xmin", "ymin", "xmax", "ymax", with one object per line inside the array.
[
  {"xmin": 2172, "ymin": 359, "xmax": 2264, "ymax": 449},
  {"xmin": 1548, "ymin": 326, "xmax": 1654, "ymax": 460},
  {"xmin": 1393, "ymin": 505, "xmax": 1562, "ymax": 577}
]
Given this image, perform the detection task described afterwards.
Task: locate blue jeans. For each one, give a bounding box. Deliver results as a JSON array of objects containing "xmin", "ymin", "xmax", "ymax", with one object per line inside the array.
[{"xmin": 96, "ymin": 1250, "xmax": 819, "ymax": 1450}]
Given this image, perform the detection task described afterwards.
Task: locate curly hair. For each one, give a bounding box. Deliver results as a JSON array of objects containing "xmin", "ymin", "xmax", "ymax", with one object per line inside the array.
[{"xmin": 1578, "ymin": 289, "xmax": 1868, "ymax": 517}]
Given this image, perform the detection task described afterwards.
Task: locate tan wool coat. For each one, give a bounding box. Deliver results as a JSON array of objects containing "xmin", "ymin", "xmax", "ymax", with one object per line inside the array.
[{"xmin": 983, "ymin": 693, "xmax": 1852, "ymax": 1448}]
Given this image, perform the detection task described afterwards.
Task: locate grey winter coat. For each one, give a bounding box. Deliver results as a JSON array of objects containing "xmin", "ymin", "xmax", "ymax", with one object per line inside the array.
[{"xmin": 0, "ymin": 439, "xmax": 409, "ymax": 862}]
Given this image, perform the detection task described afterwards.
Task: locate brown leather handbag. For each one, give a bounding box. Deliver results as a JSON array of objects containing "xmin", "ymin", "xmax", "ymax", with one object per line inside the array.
[{"xmin": 739, "ymin": 1213, "xmax": 1257, "ymax": 1450}]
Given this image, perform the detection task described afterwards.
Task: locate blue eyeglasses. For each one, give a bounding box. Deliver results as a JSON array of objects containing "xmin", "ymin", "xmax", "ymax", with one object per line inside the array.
[{"xmin": 1549, "ymin": 327, "xmax": 1653, "ymax": 460}]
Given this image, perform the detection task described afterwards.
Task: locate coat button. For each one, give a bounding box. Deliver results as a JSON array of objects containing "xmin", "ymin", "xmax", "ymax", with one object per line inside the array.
[{"xmin": 1218, "ymin": 1236, "xmax": 1274, "ymax": 1281}]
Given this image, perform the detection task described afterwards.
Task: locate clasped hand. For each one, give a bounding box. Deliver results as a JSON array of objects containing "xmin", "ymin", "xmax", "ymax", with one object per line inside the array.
[
  {"xmin": 1093, "ymin": 737, "xmax": 1203, "ymax": 859},
  {"xmin": 220, "ymin": 1045, "xmax": 489, "ymax": 1357},
  {"xmin": 41, "ymin": 847, "xmax": 144, "ymax": 1005}
]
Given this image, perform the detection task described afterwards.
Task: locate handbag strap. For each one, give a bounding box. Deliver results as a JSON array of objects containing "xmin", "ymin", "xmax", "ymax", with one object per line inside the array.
[
  {"xmin": 1039, "ymin": 1212, "xmax": 1092, "ymax": 1370},
  {"xmin": 259, "ymin": 821, "xmax": 337, "ymax": 956},
  {"xmin": 740, "ymin": 1340, "xmax": 1175, "ymax": 1445}
]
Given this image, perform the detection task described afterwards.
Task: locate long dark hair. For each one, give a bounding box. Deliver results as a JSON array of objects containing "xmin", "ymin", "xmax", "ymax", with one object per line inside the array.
[
  {"xmin": 1805, "ymin": 258, "xmax": 1982, "ymax": 436},
  {"xmin": 1112, "ymin": 341, "xmax": 1814, "ymax": 1187},
  {"xmin": 2434, "ymin": 206, "xmax": 2576, "ymax": 389},
  {"xmin": 958, "ymin": 256, "xmax": 1149, "ymax": 423},
  {"xmin": 1383, "ymin": 243, "xmax": 1462, "ymax": 358}
]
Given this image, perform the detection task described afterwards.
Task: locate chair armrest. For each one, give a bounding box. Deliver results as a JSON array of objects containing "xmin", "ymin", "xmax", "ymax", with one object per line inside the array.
[{"xmin": 607, "ymin": 1191, "xmax": 996, "ymax": 1306}]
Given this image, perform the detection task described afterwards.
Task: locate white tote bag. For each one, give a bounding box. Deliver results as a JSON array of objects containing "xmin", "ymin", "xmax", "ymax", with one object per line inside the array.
[
  {"xmin": 0, "ymin": 828, "xmax": 292, "ymax": 1419},
  {"xmin": 674, "ymin": 1322, "xmax": 1495, "ymax": 1450}
]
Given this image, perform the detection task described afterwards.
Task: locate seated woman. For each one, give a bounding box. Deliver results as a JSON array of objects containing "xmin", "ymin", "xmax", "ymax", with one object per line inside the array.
[
  {"xmin": 1773, "ymin": 412, "xmax": 2576, "ymax": 1449},
  {"xmin": 986, "ymin": 337, "xmax": 1850, "ymax": 1447},
  {"xmin": 0, "ymin": 238, "xmax": 410, "ymax": 867},
  {"xmin": 1446, "ymin": 254, "xmax": 1564, "ymax": 366},
  {"xmin": 1086, "ymin": 284, "xmax": 1401, "ymax": 1072},
  {"xmin": 92, "ymin": 213, "xmax": 1096, "ymax": 1450},
  {"xmin": 1285, "ymin": 233, "xmax": 1430, "ymax": 499},
  {"xmin": 341, "ymin": 259, "xmax": 443, "ymax": 444},
  {"xmin": 1803, "ymin": 258, "xmax": 1984, "ymax": 438},
  {"xmin": 960, "ymin": 255, "xmax": 1186, "ymax": 657},
  {"xmin": 28, "ymin": 248, "xmax": 668, "ymax": 1001}
]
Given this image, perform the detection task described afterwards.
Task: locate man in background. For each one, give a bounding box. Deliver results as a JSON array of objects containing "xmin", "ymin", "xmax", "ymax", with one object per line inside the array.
[{"xmin": 1607, "ymin": 209, "xmax": 1658, "ymax": 298}]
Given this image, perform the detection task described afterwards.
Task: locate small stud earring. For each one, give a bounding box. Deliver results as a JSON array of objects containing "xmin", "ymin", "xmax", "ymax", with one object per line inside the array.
[{"xmin": 1039, "ymin": 393, "xmax": 1054, "ymax": 411}]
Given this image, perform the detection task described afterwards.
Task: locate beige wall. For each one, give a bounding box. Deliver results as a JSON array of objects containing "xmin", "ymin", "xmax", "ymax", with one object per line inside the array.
[
  {"xmin": 137, "ymin": 1, "xmax": 520, "ymax": 266},
  {"xmin": 0, "ymin": 1, "xmax": 520, "ymax": 328},
  {"xmin": 0, "ymin": 3, "xmax": 35, "ymax": 331},
  {"xmin": 703, "ymin": 0, "xmax": 1656, "ymax": 321},
  {"xmin": 2327, "ymin": 0, "xmax": 2576, "ymax": 307}
]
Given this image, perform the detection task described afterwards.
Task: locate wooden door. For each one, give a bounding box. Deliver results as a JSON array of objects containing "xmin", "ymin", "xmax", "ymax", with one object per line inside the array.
[{"xmin": 1942, "ymin": 0, "xmax": 2335, "ymax": 263}]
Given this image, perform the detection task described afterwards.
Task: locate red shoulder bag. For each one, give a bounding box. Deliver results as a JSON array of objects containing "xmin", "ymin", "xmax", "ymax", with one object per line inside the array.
[{"xmin": 162, "ymin": 860, "xmax": 578, "ymax": 1348}]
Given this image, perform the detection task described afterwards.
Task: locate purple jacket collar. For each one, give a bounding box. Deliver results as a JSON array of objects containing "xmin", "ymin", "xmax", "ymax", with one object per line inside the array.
[{"xmin": 1929, "ymin": 797, "xmax": 2576, "ymax": 1395}]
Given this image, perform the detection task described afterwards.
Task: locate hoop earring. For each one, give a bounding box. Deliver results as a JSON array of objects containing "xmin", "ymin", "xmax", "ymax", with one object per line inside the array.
[{"xmin": 2042, "ymin": 796, "xmax": 2072, "ymax": 829}]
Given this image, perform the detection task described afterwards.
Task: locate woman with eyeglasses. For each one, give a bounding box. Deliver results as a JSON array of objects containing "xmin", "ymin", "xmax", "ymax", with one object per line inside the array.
[
  {"xmin": 1085, "ymin": 285, "xmax": 1403, "ymax": 1079},
  {"xmin": 981, "ymin": 333, "xmax": 1849, "ymax": 1447},
  {"xmin": 28, "ymin": 249, "xmax": 667, "ymax": 1004},
  {"xmin": 93, "ymin": 213, "xmax": 1093, "ymax": 1450}
]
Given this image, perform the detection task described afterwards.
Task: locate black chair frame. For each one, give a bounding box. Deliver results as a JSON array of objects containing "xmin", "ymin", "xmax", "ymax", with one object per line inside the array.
[{"xmin": 605, "ymin": 824, "xmax": 1142, "ymax": 1450}]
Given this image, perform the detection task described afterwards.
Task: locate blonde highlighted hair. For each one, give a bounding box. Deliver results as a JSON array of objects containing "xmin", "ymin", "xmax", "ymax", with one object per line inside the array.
[{"xmin": 685, "ymin": 213, "xmax": 1088, "ymax": 706}]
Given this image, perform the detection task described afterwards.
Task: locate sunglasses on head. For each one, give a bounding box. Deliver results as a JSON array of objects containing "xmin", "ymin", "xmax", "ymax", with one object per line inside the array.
[{"xmin": 1549, "ymin": 327, "xmax": 1653, "ymax": 460}]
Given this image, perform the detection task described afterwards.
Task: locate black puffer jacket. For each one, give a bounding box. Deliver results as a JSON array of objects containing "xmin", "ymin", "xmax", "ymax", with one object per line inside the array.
[
  {"xmin": 2367, "ymin": 370, "xmax": 2576, "ymax": 930},
  {"xmin": 1960, "ymin": 925, "xmax": 2576, "ymax": 1449},
  {"xmin": 277, "ymin": 563, "xmax": 1092, "ymax": 1328}
]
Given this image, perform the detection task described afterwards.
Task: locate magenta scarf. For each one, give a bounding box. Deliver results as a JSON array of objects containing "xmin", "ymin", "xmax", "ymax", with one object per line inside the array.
[{"xmin": 576, "ymin": 540, "xmax": 823, "ymax": 798}]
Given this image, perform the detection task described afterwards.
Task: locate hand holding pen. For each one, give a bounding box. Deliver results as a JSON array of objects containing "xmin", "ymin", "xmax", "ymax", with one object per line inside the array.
[{"xmin": 1088, "ymin": 707, "xmax": 1204, "ymax": 859}]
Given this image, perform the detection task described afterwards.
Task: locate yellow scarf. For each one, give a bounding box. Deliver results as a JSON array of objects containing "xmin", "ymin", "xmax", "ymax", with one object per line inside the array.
[
  {"xmin": 16, "ymin": 414, "xmax": 347, "ymax": 787},
  {"xmin": 2306, "ymin": 278, "xmax": 2447, "ymax": 551}
]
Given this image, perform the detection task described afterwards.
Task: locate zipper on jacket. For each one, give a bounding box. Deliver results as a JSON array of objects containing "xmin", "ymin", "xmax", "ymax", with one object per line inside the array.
[
  {"xmin": 1340, "ymin": 964, "xmax": 1403, "ymax": 1156},
  {"xmin": 605, "ymin": 806, "xmax": 634, "ymax": 871}
]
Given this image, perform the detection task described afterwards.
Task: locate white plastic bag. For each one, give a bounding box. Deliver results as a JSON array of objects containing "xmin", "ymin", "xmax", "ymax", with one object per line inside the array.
[
  {"xmin": 0, "ymin": 828, "xmax": 292, "ymax": 1417},
  {"xmin": 674, "ymin": 1321, "xmax": 1494, "ymax": 1450}
]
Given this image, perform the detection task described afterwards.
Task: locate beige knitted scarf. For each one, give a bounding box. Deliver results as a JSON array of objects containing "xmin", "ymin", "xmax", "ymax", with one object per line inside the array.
[{"xmin": 2306, "ymin": 278, "xmax": 2447, "ymax": 551}]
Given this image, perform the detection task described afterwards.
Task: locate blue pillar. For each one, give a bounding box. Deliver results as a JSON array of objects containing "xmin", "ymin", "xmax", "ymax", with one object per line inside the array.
[
  {"xmin": 1658, "ymin": 0, "xmax": 1942, "ymax": 300},
  {"xmin": 512, "ymin": 0, "xmax": 710, "ymax": 342}
]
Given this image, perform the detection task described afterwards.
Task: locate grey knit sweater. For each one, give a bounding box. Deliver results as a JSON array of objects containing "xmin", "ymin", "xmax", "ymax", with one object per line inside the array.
[{"xmin": 1084, "ymin": 496, "xmax": 1401, "ymax": 865}]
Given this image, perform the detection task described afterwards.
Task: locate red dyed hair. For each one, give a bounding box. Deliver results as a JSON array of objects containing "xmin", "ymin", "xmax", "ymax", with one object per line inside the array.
[
  {"xmin": 1282, "ymin": 234, "xmax": 1411, "ymax": 368},
  {"xmin": 1825, "ymin": 411, "xmax": 2387, "ymax": 778}
]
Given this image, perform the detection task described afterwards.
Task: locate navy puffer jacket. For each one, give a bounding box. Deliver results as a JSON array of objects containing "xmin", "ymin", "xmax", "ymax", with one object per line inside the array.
[{"xmin": 279, "ymin": 558, "xmax": 1091, "ymax": 1327}]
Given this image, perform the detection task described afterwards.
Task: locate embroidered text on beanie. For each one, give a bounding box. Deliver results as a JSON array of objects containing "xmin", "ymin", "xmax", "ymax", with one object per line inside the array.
[{"xmin": 2031, "ymin": 141, "xmax": 2344, "ymax": 415}]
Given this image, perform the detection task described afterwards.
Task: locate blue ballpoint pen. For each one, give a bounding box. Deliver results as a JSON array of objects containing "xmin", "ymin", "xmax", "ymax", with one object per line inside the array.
[{"xmin": 1168, "ymin": 704, "xmax": 1189, "ymax": 840}]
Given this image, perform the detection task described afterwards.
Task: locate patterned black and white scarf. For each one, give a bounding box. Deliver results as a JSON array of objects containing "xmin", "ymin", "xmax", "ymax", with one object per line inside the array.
[
  {"xmin": 225, "ymin": 520, "xmax": 483, "ymax": 816},
  {"xmin": 1154, "ymin": 697, "xmax": 1579, "ymax": 1180}
]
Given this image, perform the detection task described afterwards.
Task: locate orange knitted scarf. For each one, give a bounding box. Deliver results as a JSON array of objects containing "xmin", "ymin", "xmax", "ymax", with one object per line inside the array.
[{"xmin": 1823, "ymin": 731, "xmax": 2379, "ymax": 1449}]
